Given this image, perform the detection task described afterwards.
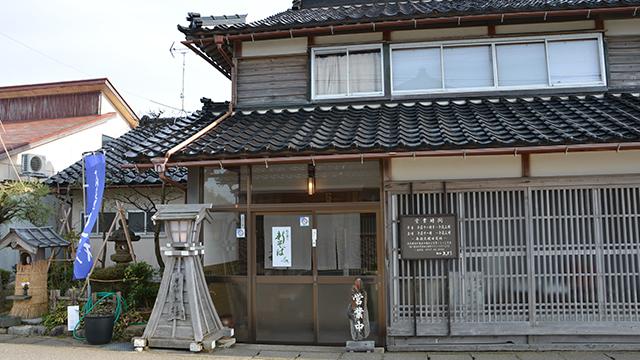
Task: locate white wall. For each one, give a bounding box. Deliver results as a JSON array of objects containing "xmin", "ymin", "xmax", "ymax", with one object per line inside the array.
[
  {"xmin": 314, "ymin": 32, "xmax": 383, "ymax": 45},
  {"xmin": 242, "ymin": 38, "xmax": 308, "ymax": 57},
  {"xmin": 70, "ymin": 187, "xmax": 184, "ymax": 269},
  {"xmin": 530, "ymin": 150, "xmax": 640, "ymax": 177},
  {"xmin": 605, "ymin": 19, "xmax": 640, "ymax": 36},
  {"xmin": 390, "ymin": 155, "xmax": 522, "ymax": 181},
  {"xmin": 0, "ymin": 116, "xmax": 131, "ymax": 181},
  {"xmin": 390, "ymin": 26, "xmax": 488, "ymax": 42},
  {"xmin": 495, "ymin": 20, "xmax": 595, "ymax": 35}
]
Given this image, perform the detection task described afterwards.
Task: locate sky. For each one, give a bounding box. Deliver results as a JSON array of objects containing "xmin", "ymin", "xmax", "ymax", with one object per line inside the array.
[{"xmin": 0, "ymin": 0, "xmax": 292, "ymax": 117}]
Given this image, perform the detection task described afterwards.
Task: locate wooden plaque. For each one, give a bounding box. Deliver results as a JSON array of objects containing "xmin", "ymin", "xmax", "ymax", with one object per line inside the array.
[{"xmin": 400, "ymin": 215, "xmax": 458, "ymax": 260}]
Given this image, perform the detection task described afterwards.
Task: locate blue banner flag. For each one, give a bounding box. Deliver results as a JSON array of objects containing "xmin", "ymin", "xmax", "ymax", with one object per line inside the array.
[{"xmin": 74, "ymin": 153, "xmax": 106, "ymax": 280}]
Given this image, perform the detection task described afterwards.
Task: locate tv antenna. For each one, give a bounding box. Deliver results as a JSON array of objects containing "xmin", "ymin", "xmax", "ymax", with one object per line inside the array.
[{"xmin": 170, "ymin": 42, "xmax": 190, "ymax": 116}]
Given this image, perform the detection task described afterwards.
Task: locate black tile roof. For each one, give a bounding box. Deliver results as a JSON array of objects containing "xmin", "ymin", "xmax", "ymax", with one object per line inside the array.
[
  {"xmin": 12, "ymin": 227, "xmax": 70, "ymax": 249},
  {"xmin": 126, "ymin": 93, "xmax": 640, "ymax": 162},
  {"xmin": 182, "ymin": 0, "xmax": 640, "ymax": 34},
  {"xmin": 46, "ymin": 99, "xmax": 229, "ymax": 187}
]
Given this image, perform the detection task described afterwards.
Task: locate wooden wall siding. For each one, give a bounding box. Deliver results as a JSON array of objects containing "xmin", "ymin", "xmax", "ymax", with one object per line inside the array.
[
  {"xmin": 0, "ymin": 92, "xmax": 100, "ymax": 121},
  {"xmin": 607, "ymin": 36, "xmax": 640, "ymax": 88},
  {"xmin": 388, "ymin": 182, "xmax": 640, "ymax": 337},
  {"xmin": 236, "ymin": 55, "xmax": 308, "ymax": 107}
]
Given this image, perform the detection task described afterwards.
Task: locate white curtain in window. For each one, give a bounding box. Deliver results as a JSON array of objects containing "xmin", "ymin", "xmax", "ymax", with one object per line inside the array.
[
  {"xmin": 392, "ymin": 48, "xmax": 442, "ymax": 91},
  {"xmin": 548, "ymin": 39, "xmax": 601, "ymax": 85},
  {"xmin": 314, "ymin": 52, "xmax": 347, "ymax": 96},
  {"xmin": 497, "ymin": 43, "xmax": 548, "ymax": 86},
  {"xmin": 444, "ymin": 45, "xmax": 494, "ymax": 89},
  {"xmin": 349, "ymin": 49, "xmax": 382, "ymax": 94},
  {"xmin": 317, "ymin": 214, "xmax": 361, "ymax": 271}
]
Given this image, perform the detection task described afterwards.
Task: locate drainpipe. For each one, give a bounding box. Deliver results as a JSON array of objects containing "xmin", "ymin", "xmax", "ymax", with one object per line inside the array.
[{"xmin": 151, "ymin": 111, "xmax": 234, "ymax": 184}]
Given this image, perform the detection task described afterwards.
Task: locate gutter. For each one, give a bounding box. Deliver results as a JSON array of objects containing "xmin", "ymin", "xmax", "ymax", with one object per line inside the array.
[
  {"xmin": 149, "ymin": 110, "xmax": 233, "ymax": 186},
  {"xmin": 184, "ymin": 6, "xmax": 640, "ymax": 43},
  {"xmin": 124, "ymin": 141, "xmax": 640, "ymax": 170}
]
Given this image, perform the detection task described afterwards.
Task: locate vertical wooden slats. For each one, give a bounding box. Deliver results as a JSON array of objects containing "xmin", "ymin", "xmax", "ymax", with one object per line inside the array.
[{"xmin": 389, "ymin": 182, "xmax": 640, "ymax": 337}]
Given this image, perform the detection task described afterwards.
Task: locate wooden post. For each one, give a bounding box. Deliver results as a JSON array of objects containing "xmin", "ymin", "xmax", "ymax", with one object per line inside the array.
[{"xmin": 116, "ymin": 201, "xmax": 137, "ymax": 264}]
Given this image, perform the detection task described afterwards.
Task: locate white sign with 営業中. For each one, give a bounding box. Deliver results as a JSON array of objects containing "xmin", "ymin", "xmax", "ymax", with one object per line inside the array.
[{"xmin": 272, "ymin": 226, "xmax": 292, "ymax": 267}]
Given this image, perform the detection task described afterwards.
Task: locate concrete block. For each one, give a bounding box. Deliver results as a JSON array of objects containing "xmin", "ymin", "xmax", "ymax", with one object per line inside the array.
[
  {"xmin": 471, "ymin": 353, "xmax": 520, "ymax": 360},
  {"xmin": 428, "ymin": 354, "xmax": 473, "ymax": 360},
  {"xmin": 0, "ymin": 328, "xmax": 7, "ymax": 334}
]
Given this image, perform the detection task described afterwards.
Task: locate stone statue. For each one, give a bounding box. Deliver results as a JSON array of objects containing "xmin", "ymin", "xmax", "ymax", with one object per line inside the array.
[{"xmin": 347, "ymin": 278, "xmax": 370, "ymax": 342}]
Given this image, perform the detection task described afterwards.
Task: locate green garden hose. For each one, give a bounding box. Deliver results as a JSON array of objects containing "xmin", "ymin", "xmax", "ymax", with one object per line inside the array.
[{"xmin": 72, "ymin": 292, "xmax": 127, "ymax": 341}]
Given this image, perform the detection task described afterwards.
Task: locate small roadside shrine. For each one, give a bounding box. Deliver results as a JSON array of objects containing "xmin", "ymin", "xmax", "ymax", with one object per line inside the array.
[
  {"xmin": 134, "ymin": 204, "xmax": 233, "ymax": 352},
  {"xmin": 0, "ymin": 227, "xmax": 70, "ymax": 318}
]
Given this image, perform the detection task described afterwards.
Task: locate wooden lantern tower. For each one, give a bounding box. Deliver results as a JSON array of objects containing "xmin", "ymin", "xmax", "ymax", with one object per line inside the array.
[{"xmin": 134, "ymin": 204, "xmax": 233, "ymax": 352}]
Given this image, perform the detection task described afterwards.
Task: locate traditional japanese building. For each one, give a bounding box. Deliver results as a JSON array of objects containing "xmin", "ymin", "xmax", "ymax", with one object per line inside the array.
[{"xmin": 125, "ymin": 0, "xmax": 640, "ymax": 351}]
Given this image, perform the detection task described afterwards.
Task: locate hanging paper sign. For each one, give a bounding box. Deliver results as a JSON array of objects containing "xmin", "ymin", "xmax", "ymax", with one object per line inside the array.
[
  {"xmin": 272, "ymin": 226, "xmax": 292, "ymax": 267},
  {"xmin": 67, "ymin": 305, "xmax": 80, "ymax": 331},
  {"xmin": 74, "ymin": 153, "xmax": 106, "ymax": 280}
]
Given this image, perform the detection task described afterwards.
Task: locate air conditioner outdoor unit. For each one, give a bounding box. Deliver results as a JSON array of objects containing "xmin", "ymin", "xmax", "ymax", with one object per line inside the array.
[{"xmin": 20, "ymin": 154, "xmax": 47, "ymax": 177}]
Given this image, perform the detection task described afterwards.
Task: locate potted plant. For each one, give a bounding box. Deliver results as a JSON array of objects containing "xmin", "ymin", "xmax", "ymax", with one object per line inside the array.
[{"xmin": 84, "ymin": 300, "xmax": 115, "ymax": 345}]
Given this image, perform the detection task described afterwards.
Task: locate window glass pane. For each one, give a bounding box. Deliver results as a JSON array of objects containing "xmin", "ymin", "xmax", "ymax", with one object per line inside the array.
[
  {"xmin": 497, "ymin": 43, "xmax": 548, "ymax": 86},
  {"xmin": 128, "ymin": 212, "xmax": 146, "ymax": 233},
  {"xmin": 392, "ymin": 48, "xmax": 442, "ymax": 91},
  {"xmin": 256, "ymin": 284, "xmax": 314, "ymax": 343},
  {"xmin": 80, "ymin": 214, "xmax": 97, "ymax": 234},
  {"xmin": 251, "ymin": 161, "xmax": 381, "ymax": 203},
  {"xmin": 145, "ymin": 212, "xmax": 163, "ymax": 233},
  {"xmin": 444, "ymin": 45, "xmax": 494, "ymax": 88},
  {"xmin": 548, "ymin": 39, "xmax": 601, "ymax": 85},
  {"xmin": 203, "ymin": 212, "xmax": 247, "ymax": 276},
  {"xmin": 315, "ymin": 51, "xmax": 348, "ymax": 96},
  {"xmin": 99, "ymin": 212, "xmax": 116, "ymax": 234},
  {"xmin": 349, "ymin": 49, "xmax": 382, "ymax": 94},
  {"xmin": 252, "ymin": 164, "xmax": 307, "ymax": 203},
  {"xmin": 203, "ymin": 167, "xmax": 246, "ymax": 206},
  {"xmin": 256, "ymin": 214, "xmax": 312, "ymax": 276},
  {"xmin": 317, "ymin": 213, "xmax": 377, "ymax": 276},
  {"xmin": 316, "ymin": 161, "xmax": 380, "ymax": 202},
  {"xmin": 207, "ymin": 282, "xmax": 249, "ymax": 341}
]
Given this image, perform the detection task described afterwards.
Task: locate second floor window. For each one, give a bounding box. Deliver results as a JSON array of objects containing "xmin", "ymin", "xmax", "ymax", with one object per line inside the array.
[
  {"xmin": 391, "ymin": 34, "xmax": 605, "ymax": 95},
  {"xmin": 312, "ymin": 45, "xmax": 384, "ymax": 99}
]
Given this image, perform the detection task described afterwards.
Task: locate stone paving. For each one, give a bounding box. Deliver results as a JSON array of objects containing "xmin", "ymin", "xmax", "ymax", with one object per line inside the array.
[{"xmin": 1, "ymin": 334, "xmax": 640, "ymax": 359}]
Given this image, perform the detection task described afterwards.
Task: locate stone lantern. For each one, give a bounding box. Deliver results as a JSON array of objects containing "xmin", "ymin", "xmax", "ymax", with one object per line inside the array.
[
  {"xmin": 134, "ymin": 204, "xmax": 233, "ymax": 352},
  {"xmin": 108, "ymin": 227, "xmax": 140, "ymax": 264}
]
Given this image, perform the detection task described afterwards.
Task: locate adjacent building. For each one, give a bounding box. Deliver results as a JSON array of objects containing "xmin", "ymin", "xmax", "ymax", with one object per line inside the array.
[
  {"xmin": 46, "ymin": 99, "xmax": 229, "ymax": 268},
  {"xmin": 0, "ymin": 78, "xmax": 137, "ymax": 270},
  {"xmin": 122, "ymin": 0, "xmax": 640, "ymax": 351}
]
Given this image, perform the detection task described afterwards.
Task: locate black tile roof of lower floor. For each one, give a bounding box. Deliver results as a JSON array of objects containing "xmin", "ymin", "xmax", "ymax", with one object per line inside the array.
[
  {"xmin": 125, "ymin": 92, "xmax": 640, "ymax": 162},
  {"xmin": 46, "ymin": 99, "xmax": 229, "ymax": 187}
]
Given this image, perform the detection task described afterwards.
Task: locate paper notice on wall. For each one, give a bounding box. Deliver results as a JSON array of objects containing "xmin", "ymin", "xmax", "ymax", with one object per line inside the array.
[
  {"xmin": 272, "ymin": 226, "xmax": 292, "ymax": 268},
  {"xmin": 67, "ymin": 305, "xmax": 80, "ymax": 331}
]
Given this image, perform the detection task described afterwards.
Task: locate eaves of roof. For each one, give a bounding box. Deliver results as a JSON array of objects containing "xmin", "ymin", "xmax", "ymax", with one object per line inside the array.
[
  {"xmin": 0, "ymin": 112, "xmax": 117, "ymax": 159},
  {"xmin": 0, "ymin": 78, "xmax": 139, "ymax": 128},
  {"xmin": 125, "ymin": 92, "xmax": 640, "ymax": 164}
]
